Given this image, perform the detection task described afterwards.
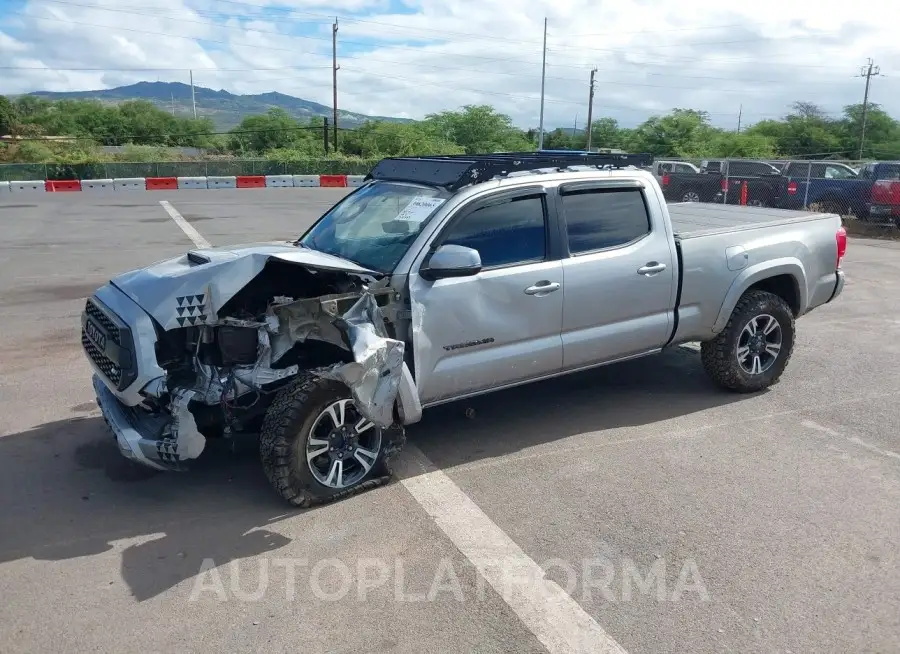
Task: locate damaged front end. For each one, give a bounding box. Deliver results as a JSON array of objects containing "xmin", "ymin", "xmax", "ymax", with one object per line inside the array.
[{"xmin": 82, "ymin": 251, "xmax": 421, "ymax": 472}]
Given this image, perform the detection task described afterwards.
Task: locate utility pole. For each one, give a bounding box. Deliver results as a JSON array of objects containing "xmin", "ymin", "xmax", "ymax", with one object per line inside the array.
[
  {"xmin": 585, "ymin": 67, "xmax": 597, "ymax": 151},
  {"xmin": 332, "ymin": 18, "xmax": 340, "ymax": 151},
  {"xmin": 737, "ymin": 104, "xmax": 742, "ymax": 133},
  {"xmin": 857, "ymin": 58, "xmax": 880, "ymax": 159},
  {"xmin": 171, "ymin": 93, "xmax": 176, "ymax": 116},
  {"xmin": 189, "ymin": 70, "xmax": 197, "ymax": 119},
  {"xmin": 537, "ymin": 17, "xmax": 547, "ymax": 150}
]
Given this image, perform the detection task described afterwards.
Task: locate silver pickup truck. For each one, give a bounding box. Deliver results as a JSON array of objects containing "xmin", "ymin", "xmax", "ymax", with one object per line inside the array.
[{"xmin": 81, "ymin": 152, "xmax": 847, "ymax": 506}]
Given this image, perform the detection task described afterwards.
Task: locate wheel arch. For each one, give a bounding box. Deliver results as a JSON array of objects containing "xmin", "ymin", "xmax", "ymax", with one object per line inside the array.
[{"xmin": 713, "ymin": 260, "xmax": 807, "ymax": 333}]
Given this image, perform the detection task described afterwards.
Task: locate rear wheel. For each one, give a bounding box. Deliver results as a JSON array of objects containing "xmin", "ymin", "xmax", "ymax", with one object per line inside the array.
[
  {"xmin": 701, "ymin": 290, "xmax": 796, "ymax": 393},
  {"xmin": 259, "ymin": 373, "xmax": 405, "ymax": 507},
  {"xmin": 682, "ymin": 190, "xmax": 701, "ymax": 202}
]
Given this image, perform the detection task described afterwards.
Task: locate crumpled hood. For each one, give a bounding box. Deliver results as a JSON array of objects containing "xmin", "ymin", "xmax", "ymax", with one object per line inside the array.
[{"xmin": 110, "ymin": 241, "xmax": 378, "ymax": 330}]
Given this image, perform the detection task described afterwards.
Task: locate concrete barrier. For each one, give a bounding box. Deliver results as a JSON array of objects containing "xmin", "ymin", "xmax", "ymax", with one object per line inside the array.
[
  {"xmin": 0, "ymin": 182, "xmax": 9, "ymax": 192},
  {"xmin": 10, "ymin": 180, "xmax": 47, "ymax": 193},
  {"xmin": 265, "ymin": 175, "xmax": 295, "ymax": 188},
  {"xmin": 114, "ymin": 178, "xmax": 147, "ymax": 190},
  {"xmin": 292, "ymin": 175, "xmax": 320, "ymax": 187},
  {"xmin": 320, "ymin": 174, "xmax": 348, "ymax": 188},
  {"xmin": 46, "ymin": 180, "xmax": 82, "ymax": 192},
  {"xmin": 177, "ymin": 177, "xmax": 208, "ymax": 189},
  {"xmin": 207, "ymin": 176, "xmax": 237, "ymax": 189},
  {"xmin": 147, "ymin": 177, "xmax": 179, "ymax": 190},
  {"xmin": 236, "ymin": 175, "xmax": 266, "ymax": 188},
  {"xmin": 347, "ymin": 175, "xmax": 366, "ymax": 188},
  {"xmin": 81, "ymin": 178, "xmax": 115, "ymax": 192}
]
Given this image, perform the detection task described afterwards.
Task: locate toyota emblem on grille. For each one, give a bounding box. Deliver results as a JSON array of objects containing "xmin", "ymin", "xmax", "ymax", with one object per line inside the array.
[{"xmin": 85, "ymin": 319, "xmax": 107, "ymax": 351}]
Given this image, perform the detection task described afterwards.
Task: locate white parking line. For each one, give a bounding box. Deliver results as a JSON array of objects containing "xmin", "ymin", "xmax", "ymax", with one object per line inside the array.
[
  {"xmin": 802, "ymin": 419, "xmax": 900, "ymax": 461},
  {"xmin": 159, "ymin": 200, "xmax": 211, "ymax": 249},
  {"xmin": 399, "ymin": 445, "xmax": 628, "ymax": 654},
  {"xmin": 172, "ymin": 218, "xmax": 628, "ymax": 654}
]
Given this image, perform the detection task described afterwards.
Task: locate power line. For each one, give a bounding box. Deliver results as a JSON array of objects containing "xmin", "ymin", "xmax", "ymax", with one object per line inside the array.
[
  {"xmin": 7, "ymin": 124, "xmax": 351, "ymax": 142},
  {"xmin": 0, "ymin": 60, "xmax": 861, "ymax": 91},
  {"xmin": 19, "ymin": 1, "xmax": 860, "ymax": 70},
  {"xmin": 857, "ymin": 58, "xmax": 881, "ymax": 159},
  {"xmin": 98, "ymin": 0, "xmax": 845, "ymax": 56}
]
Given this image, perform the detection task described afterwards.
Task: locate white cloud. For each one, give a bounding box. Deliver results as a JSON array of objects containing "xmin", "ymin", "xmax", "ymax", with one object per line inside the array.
[{"xmin": 1, "ymin": 0, "xmax": 899, "ymax": 129}]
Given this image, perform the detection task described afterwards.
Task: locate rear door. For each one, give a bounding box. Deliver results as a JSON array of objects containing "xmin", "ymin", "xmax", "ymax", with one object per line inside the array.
[
  {"xmin": 555, "ymin": 180, "xmax": 677, "ymax": 370},
  {"xmin": 407, "ymin": 187, "xmax": 565, "ymax": 405}
]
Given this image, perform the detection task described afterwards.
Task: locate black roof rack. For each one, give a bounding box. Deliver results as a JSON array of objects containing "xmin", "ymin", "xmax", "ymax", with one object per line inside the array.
[{"xmin": 364, "ymin": 151, "xmax": 654, "ymax": 191}]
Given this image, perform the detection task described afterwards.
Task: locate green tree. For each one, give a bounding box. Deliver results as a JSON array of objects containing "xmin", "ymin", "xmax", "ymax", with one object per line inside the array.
[
  {"xmin": 744, "ymin": 102, "xmax": 842, "ymax": 157},
  {"xmin": 423, "ymin": 105, "xmax": 532, "ymax": 153},
  {"xmin": 837, "ymin": 103, "xmax": 900, "ymax": 159},
  {"xmin": 340, "ymin": 120, "xmax": 464, "ymax": 157},
  {"xmin": 631, "ymin": 109, "xmax": 715, "ymax": 156},
  {"xmin": 0, "ymin": 96, "xmax": 18, "ymax": 136},
  {"xmin": 227, "ymin": 108, "xmax": 307, "ymax": 153}
]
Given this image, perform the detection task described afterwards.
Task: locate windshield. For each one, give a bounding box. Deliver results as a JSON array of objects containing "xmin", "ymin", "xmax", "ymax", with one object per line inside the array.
[{"xmin": 298, "ymin": 181, "xmax": 451, "ymax": 273}]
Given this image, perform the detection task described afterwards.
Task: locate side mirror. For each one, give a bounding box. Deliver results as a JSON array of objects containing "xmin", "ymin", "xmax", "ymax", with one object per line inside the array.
[{"xmin": 420, "ymin": 244, "xmax": 482, "ymax": 281}]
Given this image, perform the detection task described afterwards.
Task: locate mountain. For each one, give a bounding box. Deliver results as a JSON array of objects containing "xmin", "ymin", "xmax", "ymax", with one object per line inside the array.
[{"xmin": 27, "ymin": 81, "xmax": 410, "ymax": 130}]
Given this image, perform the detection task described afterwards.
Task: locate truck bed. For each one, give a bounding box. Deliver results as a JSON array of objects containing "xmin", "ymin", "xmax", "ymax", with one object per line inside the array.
[{"xmin": 668, "ymin": 202, "xmax": 827, "ymax": 239}]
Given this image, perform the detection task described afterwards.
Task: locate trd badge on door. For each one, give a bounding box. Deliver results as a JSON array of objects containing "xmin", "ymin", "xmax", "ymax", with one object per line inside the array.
[{"xmin": 443, "ymin": 337, "xmax": 495, "ymax": 352}]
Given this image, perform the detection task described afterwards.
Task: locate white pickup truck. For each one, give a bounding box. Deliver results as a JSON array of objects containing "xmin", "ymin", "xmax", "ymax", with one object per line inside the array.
[{"xmin": 81, "ymin": 152, "xmax": 847, "ymax": 505}]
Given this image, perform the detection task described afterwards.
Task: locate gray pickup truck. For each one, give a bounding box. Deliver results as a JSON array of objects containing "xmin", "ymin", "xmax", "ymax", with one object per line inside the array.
[{"xmin": 81, "ymin": 152, "xmax": 847, "ymax": 506}]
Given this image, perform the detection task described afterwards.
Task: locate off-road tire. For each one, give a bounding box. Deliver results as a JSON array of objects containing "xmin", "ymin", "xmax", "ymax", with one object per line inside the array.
[
  {"xmin": 259, "ymin": 372, "xmax": 406, "ymax": 507},
  {"xmin": 700, "ymin": 290, "xmax": 796, "ymax": 393}
]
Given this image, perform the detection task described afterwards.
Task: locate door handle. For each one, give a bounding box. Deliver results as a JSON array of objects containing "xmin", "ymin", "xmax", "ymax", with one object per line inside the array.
[
  {"xmin": 524, "ymin": 281, "xmax": 561, "ymax": 295},
  {"xmin": 637, "ymin": 262, "xmax": 667, "ymax": 276}
]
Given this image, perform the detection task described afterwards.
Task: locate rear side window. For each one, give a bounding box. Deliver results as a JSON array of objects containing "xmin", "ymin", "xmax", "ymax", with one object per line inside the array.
[
  {"xmin": 730, "ymin": 161, "xmax": 777, "ymax": 176},
  {"xmin": 561, "ymin": 187, "xmax": 651, "ymax": 254},
  {"xmin": 441, "ymin": 194, "xmax": 547, "ymax": 268},
  {"xmin": 876, "ymin": 165, "xmax": 900, "ymax": 181},
  {"xmin": 786, "ymin": 162, "xmax": 810, "ymax": 178}
]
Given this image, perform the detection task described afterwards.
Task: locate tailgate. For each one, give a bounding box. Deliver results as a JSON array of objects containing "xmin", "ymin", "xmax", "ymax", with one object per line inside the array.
[{"xmin": 872, "ymin": 180, "xmax": 900, "ymax": 206}]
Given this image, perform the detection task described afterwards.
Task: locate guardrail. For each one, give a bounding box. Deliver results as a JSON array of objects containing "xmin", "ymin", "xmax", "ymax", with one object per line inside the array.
[
  {"xmin": 0, "ymin": 174, "xmax": 368, "ymax": 193},
  {"xmin": 0, "ymin": 159, "xmax": 381, "ymax": 182}
]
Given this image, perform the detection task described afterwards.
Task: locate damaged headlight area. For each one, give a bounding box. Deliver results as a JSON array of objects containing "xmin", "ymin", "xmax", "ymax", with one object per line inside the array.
[{"xmin": 95, "ymin": 263, "xmax": 408, "ymax": 472}]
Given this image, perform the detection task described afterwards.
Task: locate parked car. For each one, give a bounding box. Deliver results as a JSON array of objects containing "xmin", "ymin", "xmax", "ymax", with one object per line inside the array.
[
  {"xmin": 81, "ymin": 151, "xmax": 847, "ymax": 506},
  {"xmin": 777, "ymin": 161, "xmax": 868, "ymax": 217},
  {"xmin": 661, "ymin": 159, "xmax": 783, "ymax": 205},
  {"xmin": 648, "ymin": 159, "xmax": 701, "ymax": 184},
  {"xmin": 858, "ymin": 161, "xmax": 900, "ymax": 224}
]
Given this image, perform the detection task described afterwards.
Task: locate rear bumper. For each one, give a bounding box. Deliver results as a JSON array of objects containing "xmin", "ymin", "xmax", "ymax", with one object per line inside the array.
[
  {"xmin": 867, "ymin": 204, "xmax": 900, "ymax": 218},
  {"xmin": 828, "ymin": 270, "xmax": 845, "ymax": 303}
]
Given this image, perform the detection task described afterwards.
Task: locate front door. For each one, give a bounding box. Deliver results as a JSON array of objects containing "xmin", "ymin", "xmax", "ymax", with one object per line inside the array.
[{"xmin": 408, "ymin": 190, "xmax": 564, "ymax": 405}]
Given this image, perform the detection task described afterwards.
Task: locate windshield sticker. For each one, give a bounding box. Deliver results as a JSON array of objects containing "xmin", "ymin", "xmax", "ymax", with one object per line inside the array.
[{"xmin": 395, "ymin": 196, "xmax": 445, "ymax": 223}]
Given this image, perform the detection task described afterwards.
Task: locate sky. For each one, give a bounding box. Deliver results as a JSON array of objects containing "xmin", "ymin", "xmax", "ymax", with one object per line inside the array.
[{"xmin": 1, "ymin": 0, "xmax": 899, "ymax": 130}]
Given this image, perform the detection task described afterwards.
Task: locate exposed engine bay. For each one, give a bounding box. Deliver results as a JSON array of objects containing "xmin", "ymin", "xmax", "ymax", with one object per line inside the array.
[{"xmin": 84, "ymin": 246, "xmax": 415, "ymax": 472}]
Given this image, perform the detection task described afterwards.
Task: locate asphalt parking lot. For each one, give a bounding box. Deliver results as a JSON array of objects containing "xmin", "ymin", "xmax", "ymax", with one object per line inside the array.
[{"xmin": 1, "ymin": 189, "xmax": 898, "ymax": 653}]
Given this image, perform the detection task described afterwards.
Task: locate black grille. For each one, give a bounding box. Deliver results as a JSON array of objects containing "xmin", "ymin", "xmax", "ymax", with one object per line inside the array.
[
  {"xmin": 85, "ymin": 298, "xmax": 120, "ymax": 343},
  {"xmin": 82, "ymin": 331, "xmax": 122, "ymax": 384}
]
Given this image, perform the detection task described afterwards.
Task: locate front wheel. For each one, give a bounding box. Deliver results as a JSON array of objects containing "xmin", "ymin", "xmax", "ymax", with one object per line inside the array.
[
  {"xmin": 259, "ymin": 373, "xmax": 405, "ymax": 506},
  {"xmin": 700, "ymin": 290, "xmax": 796, "ymax": 393}
]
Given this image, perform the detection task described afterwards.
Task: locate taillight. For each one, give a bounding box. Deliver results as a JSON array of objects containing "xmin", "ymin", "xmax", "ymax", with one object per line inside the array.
[
  {"xmin": 872, "ymin": 179, "xmax": 892, "ymax": 203},
  {"xmin": 662, "ymin": 174, "xmax": 670, "ymax": 187},
  {"xmin": 787, "ymin": 181, "xmax": 798, "ymax": 195},
  {"xmin": 836, "ymin": 226, "xmax": 847, "ymax": 269},
  {"xmin": 720, "ymin": 178, "xmax": 728, "ymax": 192}
]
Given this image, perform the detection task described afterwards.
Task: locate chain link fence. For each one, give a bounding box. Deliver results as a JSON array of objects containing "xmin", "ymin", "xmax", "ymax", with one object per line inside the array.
[
  {"xmin": 2, "ymin": 155, "xmax": 897, "ymax": 233},
  {"xmin": 651, "ymin": 157, "xmax": 900, "ymax": 232},
  {"xmin": 0, "ymin": 159, "xmax": 381, "ymax": 181}
]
